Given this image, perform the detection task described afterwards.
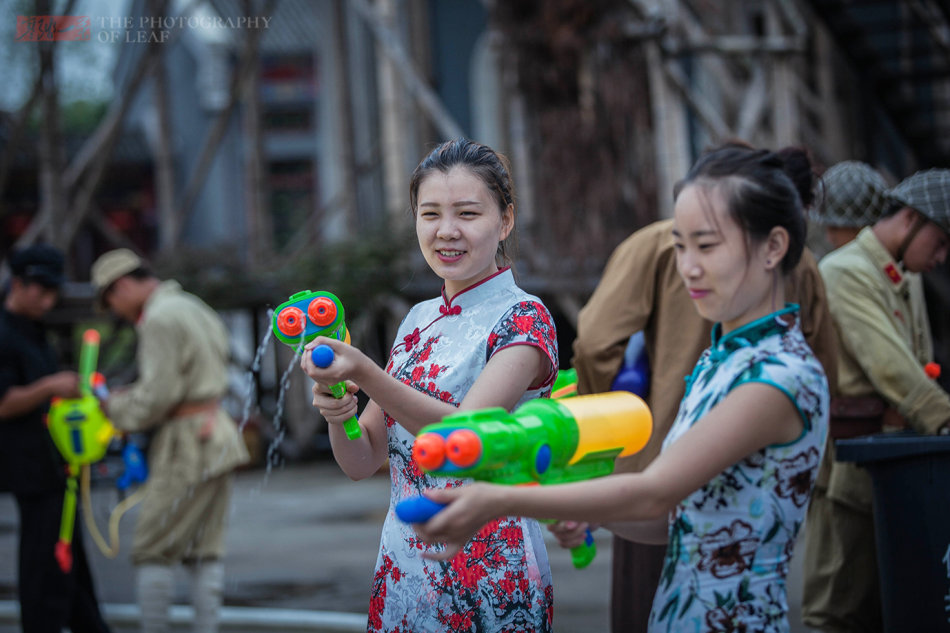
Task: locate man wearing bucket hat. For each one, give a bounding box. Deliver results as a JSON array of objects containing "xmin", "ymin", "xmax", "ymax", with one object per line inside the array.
[
  {"xmin": 802, "ymin": 170, "xmax": 950, "ymax": 633},
  {"xmin": 91, "ymin": 249, "xmax": 248, "ymax": 633},
  {"xmin": 0, "ymin": 245, "xmax": 112, "ymax": 633},
  {"xmin": 810, "ymin": 160, "xmax": 896, "ymax": 251}
]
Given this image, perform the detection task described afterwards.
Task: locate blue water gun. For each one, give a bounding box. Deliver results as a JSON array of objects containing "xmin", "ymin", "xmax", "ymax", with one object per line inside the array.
[{"xmin": 611, "ymin": 331, "xmax": 650, "ymax": 396}]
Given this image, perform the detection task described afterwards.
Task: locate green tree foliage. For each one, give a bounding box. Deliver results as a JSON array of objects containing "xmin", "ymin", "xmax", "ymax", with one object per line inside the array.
[{"xmin": 152, "ymin": 218, "xmax": 415, "ymax": 314}]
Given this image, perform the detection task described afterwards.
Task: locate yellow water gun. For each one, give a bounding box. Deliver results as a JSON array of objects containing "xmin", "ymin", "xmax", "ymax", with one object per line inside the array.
[{"xmin": 46, "ymin": 329, "xmax": 143, "ymax": 571}]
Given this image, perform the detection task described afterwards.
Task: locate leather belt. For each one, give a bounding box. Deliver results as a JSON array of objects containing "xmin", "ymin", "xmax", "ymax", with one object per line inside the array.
[
  {"xmin": 170, "ymin": 399, "xmax": 219, "ymax": 418},
  {"xmin": 829, "ymin": 395, "xmax": 906, "ymax": 439}
]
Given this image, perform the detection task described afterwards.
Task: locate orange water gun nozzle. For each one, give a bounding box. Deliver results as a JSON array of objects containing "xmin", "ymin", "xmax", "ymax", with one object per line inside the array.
[
  {"xmin": 446, "ymin": 429, "xmax": 482, "ymax": 468},
  {"xmin": 413, "ymin": 433, "xmax": 447, "ymax": 471}
]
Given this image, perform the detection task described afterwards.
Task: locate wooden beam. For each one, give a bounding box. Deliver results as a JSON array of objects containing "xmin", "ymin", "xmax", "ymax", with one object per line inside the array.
[
  {"xmin": 152, "ymin": 8, "xmax": 178, "ymax": 254},
  {"xmin": 736, "ymin": 65, "xmax": 768, "ymax": 142},
  {"xmin": 240, "ymin": 0, "xmax": 270, "ymax": 264},
  {"xmin": 60, "ymin": 43, "xmax": 163, "ymax": 248},
  {"xmin": 348, "ymin": 0, "xmax": 465, "ymax": 140},
  {"xmin": 373, "ymin": 0, "xmax": 412, "ymax": 217},
  {"xmin": 663, "ymin": 34, "xmax": 807, "ymax": 55},
  {"xmin": 332, "ymin": 0, "xmax": 360, "ymax": 236},
  {"xmin": 766, "ymin": 4, "xmax": 799, "ymax": 146},
  {"xmin": 808, "ymin": 25, "xmax": 848, "ymax": 160},
  {"xmin": 662, "ymin": 58, "xmax": 731, "ymax": 141},
  {"xmin": 172, "ymin": 0, "xmax": 275, "ymax": 247},
  {"xmin": 646, "ymin": 41, "xmax": 690, "ymax": 219},
  {"xmin": 15, "ymin": 4, "xmax": 164, "ymax": 250},
  {"xmin": 61, "ymin": 1, "xmax": 167, "ymax": 192}
]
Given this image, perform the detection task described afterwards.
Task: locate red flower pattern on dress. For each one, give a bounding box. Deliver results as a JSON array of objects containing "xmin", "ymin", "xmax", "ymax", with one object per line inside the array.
[
  {"xmin": 499, "ymin": 522, "xmax": 525, "ymax": 548},
  {"xmin": 512, "ymin": 314, "xmax": 534, "ymax": 334},
  {"xmin": 451, "ymin": 552, "xmax": 489, "ymax": 589},
  {"xmin": 488, "ymin": 302, "xmax": 557, "ymax": 385},
  {"xmin": 370, "ymin": 282, "xmax": 556, "ymax": 632}
]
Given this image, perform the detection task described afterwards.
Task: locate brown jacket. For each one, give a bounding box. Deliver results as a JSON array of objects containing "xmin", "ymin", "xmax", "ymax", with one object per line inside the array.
[{"xmin": 572, "ymin": 219, "xmax": 838, "ymax": 473}]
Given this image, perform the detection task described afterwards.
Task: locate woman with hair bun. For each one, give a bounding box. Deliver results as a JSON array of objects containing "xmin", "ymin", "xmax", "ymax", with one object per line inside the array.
[
  {"xmin": 302, "ymin": 138, "xmax": 557, "ymax": 632},
  {"xmin": 412, "ymin": 143, "xmax": 830, "ymax": 632}
]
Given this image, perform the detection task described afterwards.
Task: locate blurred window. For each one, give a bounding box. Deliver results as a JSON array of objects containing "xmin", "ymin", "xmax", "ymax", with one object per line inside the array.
[{"xmin": 268, "ymin": 159, "xmax": 316, "ymax": 249}]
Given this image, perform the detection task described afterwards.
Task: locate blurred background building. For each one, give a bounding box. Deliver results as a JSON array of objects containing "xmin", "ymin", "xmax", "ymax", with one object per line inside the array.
[{"xmin": 2, "ymin": 0, "xmax": 949, "ymax": 460}]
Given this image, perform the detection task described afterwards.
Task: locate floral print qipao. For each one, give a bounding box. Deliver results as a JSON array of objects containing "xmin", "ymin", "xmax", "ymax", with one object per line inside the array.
[
  {"xmin": 371, "ymin": 268, "xmax": 558, "ymax": 633},
  {"xmin": 650, "ymin": 305, "xmax": 829, "ymax": 633}
]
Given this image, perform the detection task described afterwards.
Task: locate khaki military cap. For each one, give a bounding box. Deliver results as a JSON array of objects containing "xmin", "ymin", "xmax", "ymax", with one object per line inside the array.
[{"xmin": 91, "ymin": 249, "xmax": 144, "ymax": 307}]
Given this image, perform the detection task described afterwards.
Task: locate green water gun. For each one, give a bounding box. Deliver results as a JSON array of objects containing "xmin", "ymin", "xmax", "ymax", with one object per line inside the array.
[
  {"xmin": 272, "ymin": 290, "xmax": 360, "ymax": 439},
  {"xmin": 46, "ymin": 329, "xmax": 116, "ymax": 572},
  {"xmin": 551, "ymin": 368, "xmax": 578, "ymax": 399},
  {"xmin": 396, "ymin": 391, "xmax": 653, "ymax": 568}
]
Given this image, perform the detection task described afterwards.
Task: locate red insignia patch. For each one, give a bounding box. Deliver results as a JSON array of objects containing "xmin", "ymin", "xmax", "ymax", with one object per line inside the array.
[{"xmin": 884, "ymin": 263, "xmax": 902, "ymax": 284}]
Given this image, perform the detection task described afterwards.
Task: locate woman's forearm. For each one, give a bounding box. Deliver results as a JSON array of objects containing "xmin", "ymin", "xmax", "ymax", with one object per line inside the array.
[{"xmin": 327, "ymin": 401, "xmax": 390, "ymax": 480}]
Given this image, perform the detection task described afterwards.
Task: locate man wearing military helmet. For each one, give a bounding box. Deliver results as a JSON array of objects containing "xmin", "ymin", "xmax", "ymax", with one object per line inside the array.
[
  {"xmin": 811, "ymin": 160, "xmax": 896, "ymax": 250},
  {"xmin": 889, "ymin": 169, "xmax": 950, "ymax": 272},
  {"xmin": 802, "ymin": 169, "xmax": 950, "ymax": 633}
]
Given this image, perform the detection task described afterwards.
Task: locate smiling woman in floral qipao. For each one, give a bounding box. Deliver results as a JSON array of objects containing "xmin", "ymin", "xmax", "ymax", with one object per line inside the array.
[
  {"xmin": 300, "ymin": 138, "xmax": 558, "ymax": 633},
  {"xmin": 412, "ymin": 143, "xmax": 830, "ymax": 632}
]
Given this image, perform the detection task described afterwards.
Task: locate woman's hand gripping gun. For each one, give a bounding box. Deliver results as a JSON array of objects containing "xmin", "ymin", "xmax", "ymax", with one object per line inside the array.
[
  {"xmin": 272, "ymin": 290, "xmax": 361, "ymax": 439},
  {"xmin": 396, "ymin": 392, "xmax": 653, "ymax": 568}
]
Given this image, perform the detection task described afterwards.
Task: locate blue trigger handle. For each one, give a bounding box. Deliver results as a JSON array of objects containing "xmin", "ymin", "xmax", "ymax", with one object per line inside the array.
[
  {"xmin": 396, "ymin": 496, "xmax": 597, "ymax": 569},
  {"xmin": 311, "ymin": 344, "xmax": 335, "ymax": 368},
  {"xmin": 395, "ymin": 496, "xmax": 446, "ymax": 523}
]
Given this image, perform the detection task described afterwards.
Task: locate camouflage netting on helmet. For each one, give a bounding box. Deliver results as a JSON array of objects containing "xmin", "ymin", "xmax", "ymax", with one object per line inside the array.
[
  {"xmin": 812, "ymin": 161, "xmax": 893, "ymax": 228},
  {"xmin": 890, "ymin": 168, "xmax": 950, "ymax": 235}
]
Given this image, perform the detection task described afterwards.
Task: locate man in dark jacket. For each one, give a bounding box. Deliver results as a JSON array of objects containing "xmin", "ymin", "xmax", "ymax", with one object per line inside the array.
[{"xmin": 0, "ymin": 244, "xmax": 111, "ymax": 633}]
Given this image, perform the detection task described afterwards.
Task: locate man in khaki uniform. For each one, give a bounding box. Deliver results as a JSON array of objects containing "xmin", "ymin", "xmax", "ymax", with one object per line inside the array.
[
  {"xmin": 571, "ymin": 218, "xmax": 838, "ymax": 633},
  {"xmin": 802, "ymin": 170, "xmax": 950, "ymax": 633},
  {"xmin": 801, "ymin": 159, "xmax": 893, "ymax": 630},
  {"xmin": 91, "ymin": 249, "xmax": 249, "ymax": 633}
]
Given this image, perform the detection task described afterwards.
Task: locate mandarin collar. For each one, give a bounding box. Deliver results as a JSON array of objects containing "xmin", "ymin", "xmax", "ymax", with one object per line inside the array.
[
  {"xmin": 398, "ymin": 268, "xmax": 515, "ymax": 352},
  {"xmin": 440, "ymin": 267, "xmax": 513, "ymax": 312},
  {"xmin": 856, "ymin": 226, "xmax": 908, "ymax": 293},
  {"xmin": 709, "ymin": 303, "xmax": 798, "ymax": 359}
]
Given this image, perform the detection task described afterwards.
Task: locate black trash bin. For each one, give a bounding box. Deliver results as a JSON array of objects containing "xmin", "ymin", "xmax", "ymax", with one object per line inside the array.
[{"xmin": 836, "ymin": 431, "xmax": 950, "ymax": 633}]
